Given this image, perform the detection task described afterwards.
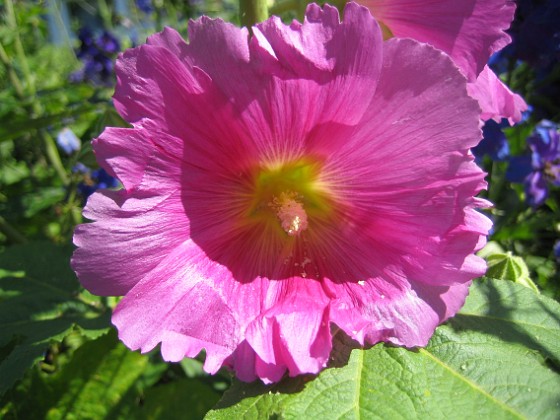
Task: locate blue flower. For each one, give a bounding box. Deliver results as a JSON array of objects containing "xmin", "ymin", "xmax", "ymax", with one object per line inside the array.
[
  {"xmin": 56, "ymin": 128, "xmax": 81, "ymax": 155},
  {"xmin": 136, "ymin": 0, "xmax": 153, "ymax": 14},
  {"xmin": 472, "ymin": 119, "xmax": 510, "ymax": 162},
  {"xmin": 97, "ymin": 31, "xmax": 120, "ymax": 54},
  {"xmin": 71, "ymin": 28, "xmax": 120, "ymax": 85},
  {"xmin": 91, "ymin": 168, "xmax": 120, "ymax": 190},
  {"xmin": 76, "ymin": 28, "xmax": 96, "ymax": 58},
  {"xmin": 74, "ymin": 164, "xmax": 119, "ymax": 199},
  {"xmin": 507, "ymin": 120, "xmax": 560, "ymax": 207}
]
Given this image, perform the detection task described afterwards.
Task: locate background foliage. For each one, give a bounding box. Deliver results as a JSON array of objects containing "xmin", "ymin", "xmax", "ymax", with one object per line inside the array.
[{"xmin": 0, "ymin": 0, "xmax": 559, "ymax": 418}]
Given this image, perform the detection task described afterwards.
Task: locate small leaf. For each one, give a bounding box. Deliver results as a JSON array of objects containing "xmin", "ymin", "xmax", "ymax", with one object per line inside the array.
[
  {"xmin": 0, "ymin": 242, "xmax": 111, "ymax": 396},
  {"xmin": 207, "ymin": 279, "xmax": 560, "ymax": 419}
]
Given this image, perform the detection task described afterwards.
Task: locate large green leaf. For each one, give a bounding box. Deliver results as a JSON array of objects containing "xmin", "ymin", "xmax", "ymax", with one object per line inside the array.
[
  {"xmin": 0, "ymin": 242, "xmax": 111, "ymax": 396},
  {"xmin": 207, "ymin": 279, "xmax": 560, "ymax": 419},
  {"xmin": 453, "ymin": 278, "xmax": 560, "ymax": 367},
  {"xmin": 2, "ymin": 331, "xmax": 148, "ymax": 419}
]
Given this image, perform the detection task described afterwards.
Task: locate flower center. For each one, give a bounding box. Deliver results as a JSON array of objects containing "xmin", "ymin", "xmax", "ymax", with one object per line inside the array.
[
  {"xmin": 270, "ymin": 191, "xmax": 308, "ymax": 236},
  {"xmin": 246, "ymin": 159, "xmax": 330, "ymax": 237}
]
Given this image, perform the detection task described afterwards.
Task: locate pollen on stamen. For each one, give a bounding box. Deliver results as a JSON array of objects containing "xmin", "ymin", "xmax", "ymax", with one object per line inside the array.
[{"xmin": 270, "ymin": 192, "xmax": 309, "ymax": 236}]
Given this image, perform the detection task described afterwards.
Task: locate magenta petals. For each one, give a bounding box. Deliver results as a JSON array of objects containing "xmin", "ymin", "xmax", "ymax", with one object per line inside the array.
[
  {"xmin": 467, "ymin": 65, "xmax": 528, "ymax": 125},
  {"xmin": 72, "ymin": 2, "xmax": 491, "ymax": 382},
  {"xmin": 360, "ymin": 0, "xmax": 526, "ymax": 123},
  {"xmin": 363, "ymin": 0, "xmax": 515, "ymax": 82}
]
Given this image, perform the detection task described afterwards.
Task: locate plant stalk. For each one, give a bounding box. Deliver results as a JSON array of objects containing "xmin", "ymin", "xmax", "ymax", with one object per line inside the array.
[{"xmin": 239, "ymin": 0, "xmax": 269, "ymax": 29}]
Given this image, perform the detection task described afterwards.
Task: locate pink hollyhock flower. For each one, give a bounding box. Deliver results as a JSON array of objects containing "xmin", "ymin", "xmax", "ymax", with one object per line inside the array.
[
  {"xmin": 361, "ymin": 0, "xmax": 527, "ymax": 123},
  {"xmin": 72, "ymin": 2, "xmax": 491, "ymax": 383}
]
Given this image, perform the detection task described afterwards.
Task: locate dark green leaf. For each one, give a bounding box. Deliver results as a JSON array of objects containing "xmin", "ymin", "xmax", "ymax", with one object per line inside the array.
[
  {"xmin": 133, "ymin": 379, "xmax": 221, "ymax": 420},
  {"xmin": 0, "ymin": 106, "xmax": 94, "ymax": 143},
  {"xmin": 0, "ymin": 242, "xmax": 111, "ymax": 396},
  {"xmin": 21, "ymin": 187, "xmax": 66, "ymax": 218},
  {"xmin": 454, "ymin": 278, "xmax": 559, "ymax": 366},
  {"xmin": 2, "ymin": 331, "xmax": 148, "ymax": 419}
]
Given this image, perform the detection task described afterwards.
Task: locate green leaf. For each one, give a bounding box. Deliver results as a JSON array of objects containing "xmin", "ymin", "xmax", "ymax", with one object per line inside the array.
[
  {"xmin": 454, "ymin": 278, "xmax": 559, "ymax": 366},
  {"xmin": 21, "ymin": 187, "xmax": 66, "ymax": 218},
  {"xmin": 0, "ymin": 242, "xmax": 111, "ymax": 396},
  {"xmin": 2, "ymin": 331, "xmax": 148, "ymax": 419},
  {"xmin": 133, "ymin": 379, "xmax": 221, "ymax": 420},
  {"xmin": 0, "ymin": 106, "xmax": 93, "ymax": 143},
  {"xmin": 207, "ymin": 279, "xmax": 560, "ymax": 420}
]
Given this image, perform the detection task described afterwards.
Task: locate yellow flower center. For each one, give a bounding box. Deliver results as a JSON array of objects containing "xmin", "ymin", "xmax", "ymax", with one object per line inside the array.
[{"xmin": 245, "ymin": 158, "xmax": 331, "ymax": 237}]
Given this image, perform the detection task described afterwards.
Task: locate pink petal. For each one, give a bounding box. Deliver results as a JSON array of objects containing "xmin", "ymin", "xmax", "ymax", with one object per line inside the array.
[
  {"xmin": 71, "ymin": 189, "xmax": 188, "ymax": 296},
  {"xmin": 225, "ymin": 341, "xmax": 288, "ymax": 384},
  {"xmin": 327, "ymin": 276, "xmax": 468, "ymax": 347},
  {"xmin": 363, "ymin": 0, "xmax": 516, "ymax": 81},
  {"xmin": 183, "ymin": 2, "xmax": 384, "ymax": 151},
  {"xmin": 244, "ymin": 279, "xmax": 332, "ymax": 377},
  {"xmin": 112, "ymin": 40, "xmax": 268, "ymax": 171},
  {"xmin": 113, "ymin": 42, "xmax": 208, "ymax": 128},
  {"xmin": 111, "ymin": 240, "xmax": 244, "ymax": 373},
  {"xmin": 467, "ymin": 65, "xmax": 528, "ymax": 125},
  {"xmin": 312, "ymin": 37, "xmax": 483, "ymax": 189},
  {"xmin": 92, "ymin": 127, "xmax": 182, "ymax": 193},
  {"xmin": 112, "ymin": 238, "xmax": 333, "ymax": 378}
]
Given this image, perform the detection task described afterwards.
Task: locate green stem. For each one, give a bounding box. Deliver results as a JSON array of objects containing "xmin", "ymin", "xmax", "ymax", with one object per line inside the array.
[
  {"xmin": 488, "ymin": 160, "xmax": 507, "ymax": 208},
  {"xmin": 239, "ymin": 0, "xmax": 269, "ymax": 28},
  {"xmin": 0, "ymin": 42, "xmax": 25, "ymax": 99},
  {"xmin": 43, "ymin": 131, "xmax": 70, "ymax": 185},
  {"xmin": 67, "ymin": 185, "xmax": 83, "ymax": 226},
  {"xmin": 5, "ymin": 0, "xmax": 35, "ymax": 95}
]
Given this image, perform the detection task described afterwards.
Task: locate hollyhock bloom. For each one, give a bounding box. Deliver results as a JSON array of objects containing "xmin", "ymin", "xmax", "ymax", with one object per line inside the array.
[
  {"xmin": 72, "ymin": 3, "xmax": 491, "ymax": 382},
  {"xmin": 360, "ymin": 0, "xmax": 527, "ymax": 124}
]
